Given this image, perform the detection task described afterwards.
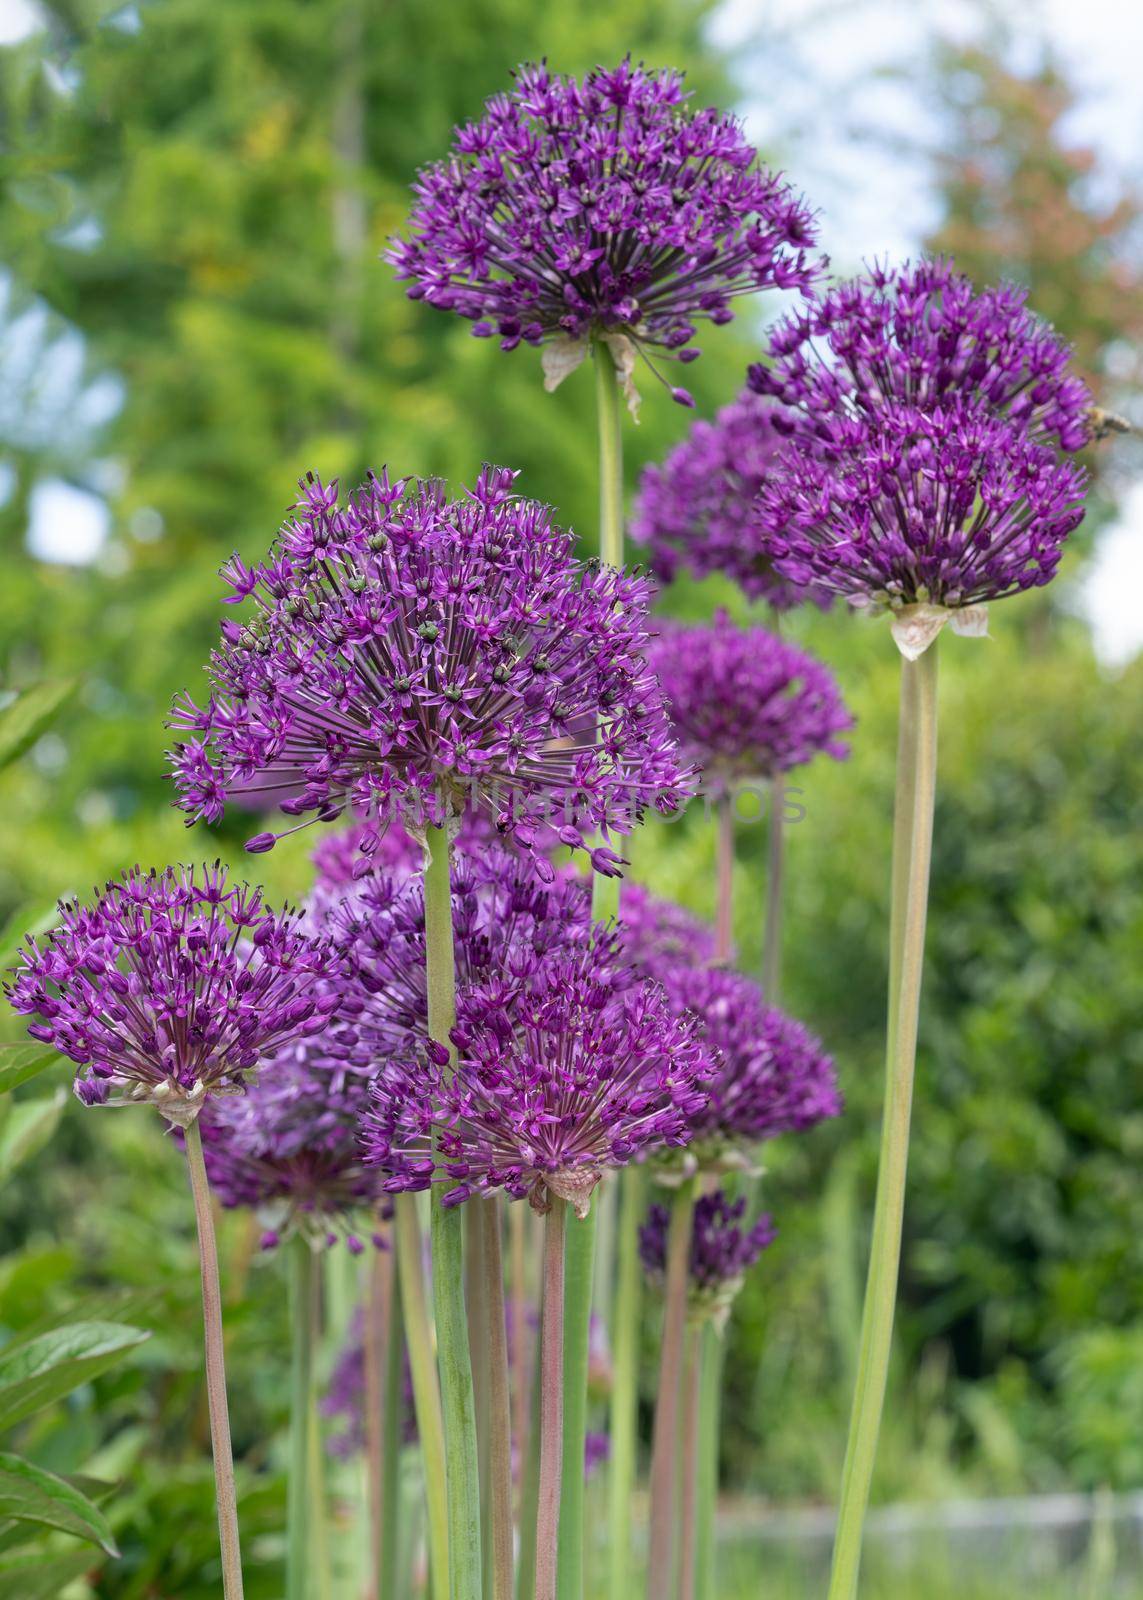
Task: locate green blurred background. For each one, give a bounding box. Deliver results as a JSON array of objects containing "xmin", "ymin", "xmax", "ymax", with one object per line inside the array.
[{"xmin": 2, "ymin": 0, "xmax": 1141, "ymax": 1594}]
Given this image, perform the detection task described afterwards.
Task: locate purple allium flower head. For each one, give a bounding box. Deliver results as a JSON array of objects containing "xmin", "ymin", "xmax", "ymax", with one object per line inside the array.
[
  {"xmin": 364, "ymin": 948, "xmax": 713, "ymax": 1218},
  {"xmin": 640, "ymin": 1188, "xmax": 776, "ymax": 1325},
  {"xmin": 617, "ymin": 882, "xmax": 716, "ymax": 984},
  {"xmin": 323, "ymin": 1307, "xmax": 417, "ymax": 1459},
  {"xmin": 584, "ymin": 1432, "xmax": 611, "ymax": 1479},
  {"xmin": 197, "ymin": 1042, "xmax": 382, "ymax": 1244},
  {"xmin": 169, "ymin": 467, "xmax": 691, "ymax": 870},
  {"xmin": 5, "ymin": 864, "xmax": 342, "ymax": 1124},
  {"xmin": 387, "ymin": 60, "xmax": 823, "ymax": 404},
  {"xmin": 631, "ymin": 390, "xmax": 831, "ymax": 607},
  {"xmin": 748, "ymin": 260, "xmax": 1091, "ymax": 645},
  {"xmin": 649, "ymin": 615, "xmax": 852, "ymax": 790}
]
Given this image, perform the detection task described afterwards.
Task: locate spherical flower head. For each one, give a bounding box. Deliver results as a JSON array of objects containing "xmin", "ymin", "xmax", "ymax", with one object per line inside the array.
[
  {"xmin": 631, "ymin": 391, "xmax": 831, "ymax": 607},
  {"xmin": 198, "ymin": 1042, "xmax": 380, "ymax": 1245},
  {"xmin": 387, "ymin": 59, "xmax": 823, "ymax": 404},
  {"xmin": 617, "ymin": 881, "xmax": 716, "ymax": 983},
  {"xmin": 640, "ymin": 1188, "xmax": 776, "ymax": 1326},
  {"xmin": 364, "ymin": 948, "xmax": 714, "ymax": 1217},
  {"xmin": 748, "ymin": 259, "xmax": 1092, "ymax": 643},
  {"xmin": 649, "ymin": 615, "xmax": 852, "ymax": 790},
  {"xmin": 169, "ymin": 466, "xmax": 691, "ymax": 870},
  {"xmin": 5, "ymin": 864, "xmax": 343, "ymax": 1123}
]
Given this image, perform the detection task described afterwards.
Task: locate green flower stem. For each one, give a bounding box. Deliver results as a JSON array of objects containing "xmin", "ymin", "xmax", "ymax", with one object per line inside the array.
[
  {"xmin": 394, "ymin": 1192, "xmax": 449, "ymax": 1600},
  {"xmin": 693, "ymin": 1324, "xmax": 721, "ymax": 1600},
  {"xmin": 606, "ymin": 1164, "xmax": 645, "ymax": 1600},
  {"xmin": 593, "ymin": 338, "xmax": 624, "ymax": 569},
  {"xmin": 182, "ymin": 1118, "xmax": 245, "ymax": 1600},
  {"xmin": 826, "ymin": 641, "xmax": 939, "ymax": 1600},
  {"xmin": 365, "ymin": 1242, "xmax": 401, "ymax": 1600},
  {"xmin": 424, "ymin": 820, "xmax": 482, "ymax": 1600},
  {"xmin": 515, "ymin": 1299, "xmax": 543, "ymax": 1600},
  {"xmin": 677, "ymin": 1325, "xmax": 702, "ymax": 1600},
  {"xmin": 715, "ymin": 794, "xmax": 735, "ymax": 964},
  {"xmin": 761, "ymin": 779, "xmax": 785, "ymax": 1003},
  {"xmin": 557, "ymin": 1201, "xmax": 596, "ymax": 1600},
  {"xmin": 482, "ymin": 1198, "xmax": 515, "ymax": 1600},
  {"xmin": 287, "ymin": 1236, "xmax": 319, "ymax": 1600},
  {"xmin": 465, "ymin": 1200, "xmax": 491, "ymax": 1596},
  {"xmin": 645, "ymin": 1177, "xmax": 697, "ymax": 1599},
  {"xmin": 381, "ymin": 1259, "xmax": 404, "ymax": 1600},
  {"xmin": 511, "ymin": 1199, "xmax": 531, "ymax": 1505},
  {"xmin": 537, "ymin": 1198, "xmax": 568, "ymax": 1600}
]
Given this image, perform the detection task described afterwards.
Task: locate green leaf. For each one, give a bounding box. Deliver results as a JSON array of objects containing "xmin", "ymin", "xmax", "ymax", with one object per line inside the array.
[
  {"xmin": 0, "ymin": 1547, "xmax": 104, "ymax": 1597},
  {"xmin": 0, "ymin": 682, "xmax": 76, "ymax": 773},
  {"xmin": 0, "ymin": 1323, "xmax": 150, "ymax": 1433},
  {"xmin": 0, "ymin": 1091, "xmax": 65, "ymax": 1182},
  {"xmin": 0, "ymin": 1452, "xmax": 119, "ymax": 1555},
  {"xmin": 0, "ymin": 1047, "xmax": 63, "ymax": 1098}
]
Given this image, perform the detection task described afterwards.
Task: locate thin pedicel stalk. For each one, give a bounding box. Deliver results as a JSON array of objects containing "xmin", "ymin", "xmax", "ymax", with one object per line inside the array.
[
  {"xmin": 606, "ymin": 1164, "xmax": 644, "ymax": 1600},
  {"xmin": 424, "ymin": 819, "xmax": 482, "ymax": 1600},
  {"xmin": 693, "ymin": 1324, "xmax": 720, "ymax": 1600},
  {"xmin": 645, "ymin": 1176, "xmax": 696, "ymax": 1599},
  {"xmin": 556, "ymin": 1203, "xmax": 596, "ymax": 1600},
  {"xmin": 482, "ymin": 1198, "xmax": 515, "ymax": 1600},
  {"xmin": 183, "ymin": 1119, "xmax": 245, "ymax": 1600},
  {"xmin": 537, "ymin": 1198, "xmax": 568, "ymax": 1600},
  {"xmin": 394, "ymin": 1192, "xmax": 450, "ymax": 1600},
  {"xmin": 287, "ymin": 1236, "xmax": 317, "ymax": 1600},
  {"xmin": 827, "ymin": 642, "xmax": 939, "ymax": 1600},
  {"xmin": 678, "ymin": 1327, "xmax": 702, "ymax": 1600}
]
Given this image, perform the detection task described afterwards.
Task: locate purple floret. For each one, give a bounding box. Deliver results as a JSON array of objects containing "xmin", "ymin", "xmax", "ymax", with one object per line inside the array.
[
  {"xmin": 387, "ymin": 59, "xmax": 823, "ymax": 397},
  {"xmin": 169, "ymin": 466, "xmax": 691, "ymax": 869},
  {"xmin": 749, "ymin": 259, "xmax": 1091, "ymax": 612},
  {"xmin": 649, "ymin": 615, "xmax": 853, "ymax": 790},
  {"xmin": 5, "ymin": 864, "xmax": 343, "ymax": 1123},
  {"xmin": 641, "ymin": 1188, "xmax": 776, "ymax": 1322}
]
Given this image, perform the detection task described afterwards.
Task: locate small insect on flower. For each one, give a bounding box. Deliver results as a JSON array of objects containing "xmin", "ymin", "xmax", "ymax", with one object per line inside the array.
[
  {"xmin": 169, "ymin": 466, "xmax": 691, "ymax": 874},
  {"xmin": 649, "ymin": 615, "xmax": 853, "ymax": 796},
  {"xmin": 5, "ymin": 864, "xmax": 344, "ymax": 1124},
  {"xmin": 640, "ymin": 1189, "xmax": 776, "ymax": 1328},
  {"xmin": 749, "ymin": 258, "xmax": 1093, "ymax": 657},
  {"xmin": 363, "ymin": 947, "xmax": 715, "ymax": 1218},
  {"xmin": 387, "ymin": 59, "xmax": 824, "ymax": 408},
  {"xmin": 631, "ymin": 390, "xmax": 831, "ymax": 608}
]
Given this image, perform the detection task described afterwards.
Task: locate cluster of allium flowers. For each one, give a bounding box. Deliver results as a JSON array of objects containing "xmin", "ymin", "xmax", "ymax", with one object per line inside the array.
[
  {"xmin": 323, "ymin": 843, "xmax": 600, "ymax": 1069},
  {"xmin": 640, "ymin": 1190, "xmax": 776, "ymax": 1325},
  {"xmin": 198, "ymin": 1044, "xmax": 381, "ymax": 1249},
  {"xmin": 387, "ymin": 59, "xmax": 822, "ymax": 403},
  {"xmin": 618, "ymin": 882, "xmax": 716, "ymax": 984},
  {"xmin": 169, "ymin": 467, "xmax": 690, "ymax": 870},
  {"xmin": 631, "ymin": 391, "xmax": 829, "ymax": 607},
  {"xmin": 748, "ymin": 260, "xmax": 1091, "ymax": 625},
  {"xmin": 363, "ymin": 948, "xmax": 713, "ymax": 1217},
  {"xmin": 5, "ymin": 865, "xmax": 341, "ymax": 1123},
  {"xmin": 649, "ymin": 616, "xmax": 852, "ymax": 791}
]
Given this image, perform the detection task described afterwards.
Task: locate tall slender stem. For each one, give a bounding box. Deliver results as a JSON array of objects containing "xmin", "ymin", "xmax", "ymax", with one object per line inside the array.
[
  {"xmin": 482, "ymin": 1199, "xmax": 515, "ymax": 1600},
  {"xmin": 826, "ymin": 643, "xmax": 939, "ymax": 1600},
  {"xmin": 516, "ymin": 1301, "xmax": 543, "ymax": 1600},
  {"xmin": 645, "ymin": 1177, "xmax": 696, "ymax": 1599},
  {"xmin": 382, "ymin": 1258, "xmax": 404, "ymax": 1600},
  {"xmin": 511, "ymin": 1198, "xmax": 530, "ymax": 1503},
  {"xmin": 607, "ymin": 1165, "xmax": 644, "ymax": 1600},
  {"xmin": 395, "ymin": 1192, "xmax": 450, "ymax": 1600},
  {"xmin": 466, "ymin": 1202, "xmax": 492, "ymax": 1597},
  {"xmin": 678, "ymin": 1327, "xmax": 702, "ymax": 1600},
  {"xmin": 287, "ymin": 1237, "xmax": 317, "ymax": 1600},
  {"xmin": 557, "ymin": 1205, "xmax": 596, "ymax": 1600},
  {"xmin": 593, "ymin": 340, "xmax": 624, "ymax": 570},
  {"xmin": 761, "ymin": 780, "xmax": 785, "ymax": 1002},
  {"xmin": 365, "ymin": 1243, "xmax": 396, "ymax": 1600},
  {"xmin": 536, "ymin": 1199, "xmax": 568, "ymax": 1600},
  {"xmin": 715, "ymin": 795, "xmax": 735, "ymax": 965},
  {"xmin": 693, "ymin": 1325, "xmax": 720, "ymax": 1600},
  {"xmin": 424, "ymin": 820, "xmax": 482, "ymax": 1600},
  {"xmin": 182, "ymin": 1119, "xmax": 245, "ymax": 1600}
]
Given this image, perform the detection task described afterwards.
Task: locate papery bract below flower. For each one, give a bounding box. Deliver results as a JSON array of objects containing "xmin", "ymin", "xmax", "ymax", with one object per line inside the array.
[
  {"xmin": 649, "ymin": 615, "xmax": 853, "ymax": 790},
  {"xmin": 5, "ymin": 864, "xmax": 342, "ymax": 1123},
  {"xmin": 631, "ymin": 391, "xmax": 830, "ymax": 607},
  {"xmin": 198, "ymin": 1042, "xmax": 381, "ymax": 1247},
  {"xmin": 640, "ymin": 1189, "xmax": 776, "ymax": 1325},
  {"xmin": 169, "ymin": 467, "xmax": 691, "ymax": 870},
  {"xmin": 749, "ymin": 259, "xmax": 1092, "ymax": 618},
  {"xmin": 387, "ymin": 59, "xmax": 823, "ymax": 401},
  {"xmin": 363, "ymin": 950, "xmax": 714, "ymax": 1217}
]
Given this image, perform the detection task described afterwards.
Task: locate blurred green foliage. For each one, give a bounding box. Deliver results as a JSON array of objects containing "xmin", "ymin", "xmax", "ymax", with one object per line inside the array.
[{"xmin": 1, "ymin": 1, "xmax": 1142, "ymax": 1593}]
